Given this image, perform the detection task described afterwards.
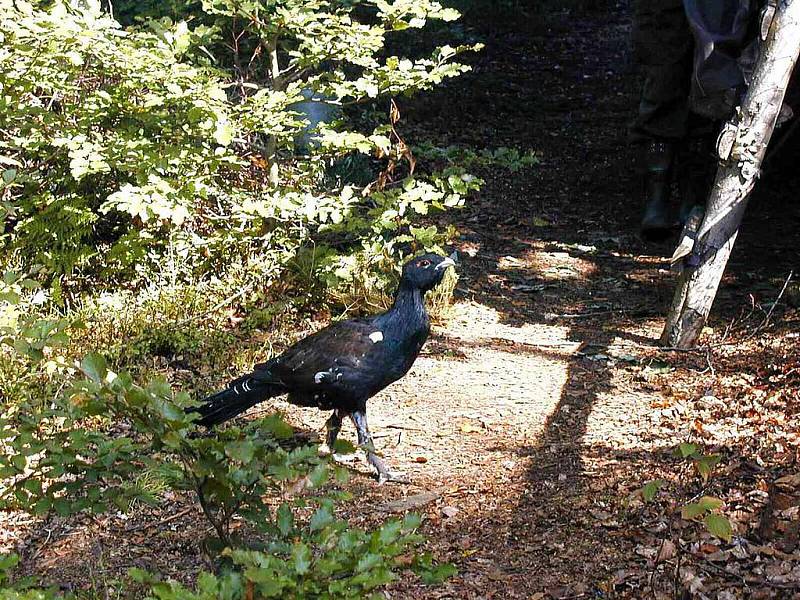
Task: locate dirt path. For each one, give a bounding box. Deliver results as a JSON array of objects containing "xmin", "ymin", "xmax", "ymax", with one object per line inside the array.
[
  {"xmin": 325, "ymin": 4, "xmax": 800, "ymax": 598},
  {"xmin": 345, "ymin": 5, "xmax": 677, "ymax": 596},
  {"xmin": 7, "ymin": 3, "xmax": 800, "ymax": 598}
]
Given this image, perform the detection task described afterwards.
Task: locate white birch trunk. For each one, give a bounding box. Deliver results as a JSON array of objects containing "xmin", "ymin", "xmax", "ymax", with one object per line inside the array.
[{"xmin": 661, "ymin": 0, "xmax": 800, "ymax": 348}]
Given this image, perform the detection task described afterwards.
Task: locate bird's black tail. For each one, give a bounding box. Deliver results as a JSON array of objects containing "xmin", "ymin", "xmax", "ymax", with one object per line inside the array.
[{"xmin": 193, "ymin": 374, "xmax": 282, "ymax": 427}]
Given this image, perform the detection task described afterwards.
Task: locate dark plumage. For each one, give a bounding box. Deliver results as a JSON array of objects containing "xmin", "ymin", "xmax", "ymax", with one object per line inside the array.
[{"xmin": 194, "ymin": 252, "xmax": 457, "ymax": 482}]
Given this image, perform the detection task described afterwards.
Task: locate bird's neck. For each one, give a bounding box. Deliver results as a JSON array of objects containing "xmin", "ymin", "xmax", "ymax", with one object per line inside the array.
[{"xmin": 383, "ymin": 282, "xmax": 429, "ymax": 335}]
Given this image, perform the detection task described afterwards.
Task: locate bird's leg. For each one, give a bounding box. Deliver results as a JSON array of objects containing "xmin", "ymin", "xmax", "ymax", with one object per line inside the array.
[
  {"xmin": 326, "ymin": 409, "xmax": 343, "ymax": 448},
  {"xmin": 350, "ymin": 410, "xmax": 407, "ymax": 484},
  {"xmin": 322, "ymin": 409, "xmax": 343, "ymax": 456},
  {"xmin": 350, "ymin": 410, "xmax": 389, "ymax": 483}
]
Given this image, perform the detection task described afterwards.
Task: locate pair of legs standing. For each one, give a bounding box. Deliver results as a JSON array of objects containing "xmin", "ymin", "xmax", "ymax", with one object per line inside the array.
[
  {"xmin": 631, "ymin": 0, "xmax": 753, "ymax": 240},
  {"xmin": 325, "ymin": 408, "xmax": 396, "ymax": 484}
]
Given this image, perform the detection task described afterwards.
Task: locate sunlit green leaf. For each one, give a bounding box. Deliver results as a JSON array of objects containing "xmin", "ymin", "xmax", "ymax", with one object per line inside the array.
[
  {"xmin": 642, "ymin": 480, "xmax": 663, "ymax": 502},
  {"xmin": 81, "ymin": 353, "xmax": 108, "ymax": 383},
  {"xmin": 704, "ymin": 513, "xmax": 733, "ymax": 542}
]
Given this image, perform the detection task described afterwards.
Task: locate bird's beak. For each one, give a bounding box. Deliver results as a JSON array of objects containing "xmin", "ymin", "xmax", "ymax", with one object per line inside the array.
[{"xmin": 435, "ymin": 252, "xmax": 458, "ymax": 271}]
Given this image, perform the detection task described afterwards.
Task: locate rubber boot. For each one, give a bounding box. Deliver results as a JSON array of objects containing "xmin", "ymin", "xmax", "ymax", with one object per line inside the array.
[
  {"xmin": 640, "ymin": 140, "xmax": 675, "ymax": 241},
  {"xmin": 676, "ymin": 134, "xmax": 715, "ymax": 226}
]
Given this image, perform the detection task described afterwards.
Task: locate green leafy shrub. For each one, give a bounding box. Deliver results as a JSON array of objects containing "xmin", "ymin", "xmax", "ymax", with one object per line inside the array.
[
  {"xmin": 1, "ymin": 0, "xmax": 475, "ymax": 594},
  {"xmin": 132, "ymin": 512, "xmax": 454, "ymax": 599},
  {"xmin": 0, "ymin": 342, "xmax": 454, "ymax": 596},
  {"xmin": 0, "ymin": 554, "xmax": 65, "ymax": 600},
  {"xmin": 1, "ymin": 0, "xmax": 269, "ymax": 275},
  {"xmin": 414, "ymin": 143, "xmax": 539, "ymax": 173},
  {"xmin": 0, "ymin": 272, "xmax": 75, "ymax": 406},
  {"xmin": 637, "ymin": 442, "xmax": 732, "ymax": 544},
  {"xmin": 1, "ymin": 0, "xmax": 481, "ymax": 302},
  {"xmin": 1, "ymin": 351, "xmax": 324, "ymax": 536}
]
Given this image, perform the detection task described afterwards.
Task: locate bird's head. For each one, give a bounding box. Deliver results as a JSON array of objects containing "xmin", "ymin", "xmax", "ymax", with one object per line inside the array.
[{"xmin": 400, "ymin": 252, "xmax": 457, "ymax": 293}]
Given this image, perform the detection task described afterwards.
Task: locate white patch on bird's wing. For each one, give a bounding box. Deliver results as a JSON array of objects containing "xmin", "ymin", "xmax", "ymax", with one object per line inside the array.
[
  {"xmin": 315, "ymin": 368, "xmax": 341, "ymax": 384},
  {"xmin": 369, "ymin": 331, "xmax": 384, "ymax": 343}
]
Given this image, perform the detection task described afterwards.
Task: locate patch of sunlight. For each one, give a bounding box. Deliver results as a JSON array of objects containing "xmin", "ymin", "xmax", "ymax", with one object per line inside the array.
[
  {"xmin": 274, "ymin": 297, "xmax": 574, "ymax": 481},
  {"xmin": 582, "ymin": 335, "xmax": 670, "ymax": 452},
  {"xmin": 395, "ymin": 346, "xmax": 570, "ymax": 445},
  {"xmin": 533, "ymin": 252, "xmax": 598, "ymax": 281},
  {"xmin": 410, "ymin": 298, "xmax": 574, "ymax": 438},
  {"xmin": 0, "ymin": 304, "xmax": 19, "ymax": 329},
  {"xmin": 623, "ymin": 267, "xmax": 671, "ymax": 285},
  {"xmin": 446, "ymin": 299, "xmax": 576, "ymax": 348},
  {"xmin": 495, "ymin": 249, "xmax": 598, "ymax": 282}
]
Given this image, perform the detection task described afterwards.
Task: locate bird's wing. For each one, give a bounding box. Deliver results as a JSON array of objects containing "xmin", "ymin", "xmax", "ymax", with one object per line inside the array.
[{"xmin": 257, "ymin": 318, "xmax": 391, "ymax": 395}]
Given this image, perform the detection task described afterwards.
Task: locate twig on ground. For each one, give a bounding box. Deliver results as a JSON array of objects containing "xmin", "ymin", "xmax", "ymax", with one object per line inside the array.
[
  {"xmin": 701, "ymin": 346, "xmax": 716, "ymax": 378},
  {"xmin": 730, "ymin": 270, "xmax": 793, "ymax": 345},
  {"xmin": 29, "ymin": 526, "xmax": 55, "ymax": 562},
  {"xmin": 758, "ymin": 270, "xmax": 793, "ymax": 331},
  {"xmin": 546, "ymin": 310, "xmax": 618, "ymax": 319},
  {"xmin": 649, "ymin": 537, "xmax": 666, "ymax": 598}
]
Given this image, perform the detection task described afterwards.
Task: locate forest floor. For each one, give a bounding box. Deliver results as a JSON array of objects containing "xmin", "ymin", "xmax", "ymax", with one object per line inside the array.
[{"xmin": 5, "ymin": 2, "xmax": 800, "ymax": 599}]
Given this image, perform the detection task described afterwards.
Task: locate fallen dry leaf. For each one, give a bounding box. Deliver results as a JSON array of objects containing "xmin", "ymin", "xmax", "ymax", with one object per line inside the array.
[
  {"xmin": 375, "ymin": 491, "xmax": 440, "ymax": 513},
  {"xmin": 441, "ymin": 506, "xmax": 460, "ymax": 518},
  {"xmin": 656, "ymin": 539, "xmax": 676, "ymax": 563}
]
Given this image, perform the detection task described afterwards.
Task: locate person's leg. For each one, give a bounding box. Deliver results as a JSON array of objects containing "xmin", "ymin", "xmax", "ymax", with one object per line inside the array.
[
  {"xmin": 676, "ymin": 0, "xmax": 757, "ymax": 225},
  {"xmin": 684, "ymin": 0, "xmax": 752, "ymax": 121},
  {"xmin": 631, "ymin": 0, "xmax": 694, "ymax": 142},
  {"xmin": 631, "ymin": 0, "xmax": 694, "ymax": 239},
  {"xmin": 676, "ymin": 116, "xmax": 718, "ymax": 225}
]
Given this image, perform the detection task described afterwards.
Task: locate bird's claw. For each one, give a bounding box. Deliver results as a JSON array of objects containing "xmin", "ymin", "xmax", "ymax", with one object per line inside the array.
[{"xmin": 332, "ymin": 453, "xmax": 359, "ymax": 464}]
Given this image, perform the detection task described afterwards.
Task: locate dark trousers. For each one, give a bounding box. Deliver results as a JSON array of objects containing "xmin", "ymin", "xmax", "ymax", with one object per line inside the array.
[
  {"xmin": 630, "ymin": 0, "xmax": 694, "ymax": 142},
  {"xmin": 630, "ymin": 0, "xmax": 754, "ymax": 143}
]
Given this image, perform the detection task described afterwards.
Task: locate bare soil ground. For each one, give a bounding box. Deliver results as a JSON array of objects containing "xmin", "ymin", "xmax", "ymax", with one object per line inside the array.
[{"xmin": 4, "ymin": 2, "xmax": 800, "ymax": 598}]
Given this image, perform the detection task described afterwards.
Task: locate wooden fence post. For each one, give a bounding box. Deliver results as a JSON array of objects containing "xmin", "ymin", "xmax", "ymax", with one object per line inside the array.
[{"xmin": 660, "ymin": 0, "xmax": 800, "ymax": 348}]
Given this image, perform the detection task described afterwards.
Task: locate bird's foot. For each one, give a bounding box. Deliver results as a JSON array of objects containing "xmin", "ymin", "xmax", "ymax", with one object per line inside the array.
[
  {"xmin": 377, "ymin": 470, "xmax": 411, "ymax": 485},
  {"xmin": 331, "ymin": 453, "xmax": 360, "ymax": 464},
  {"xmin": 369, "ymin": 453, "xmax": 410, "ymax": 485}
]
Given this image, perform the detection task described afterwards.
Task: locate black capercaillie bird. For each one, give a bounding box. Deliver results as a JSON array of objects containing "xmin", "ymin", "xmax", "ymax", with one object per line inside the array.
[{"xmin": 194, "ymin": 252, "xmax": 457, "ymax": 483}]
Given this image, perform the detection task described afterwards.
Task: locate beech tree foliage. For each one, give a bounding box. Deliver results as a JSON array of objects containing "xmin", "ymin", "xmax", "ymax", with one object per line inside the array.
[
  {"xmin": 0, "ymin": 0, "xmax": 477, "ymax": 595},
  {"xmin": 0, "ymin": 0, "xmax": 480, "ymax": 291}
]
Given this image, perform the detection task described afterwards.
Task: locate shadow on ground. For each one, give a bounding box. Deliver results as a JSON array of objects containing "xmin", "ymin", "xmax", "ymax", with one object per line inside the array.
[{"xmin": 7, "ymin": 1, "xmax": 800, "ymax": 597}]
